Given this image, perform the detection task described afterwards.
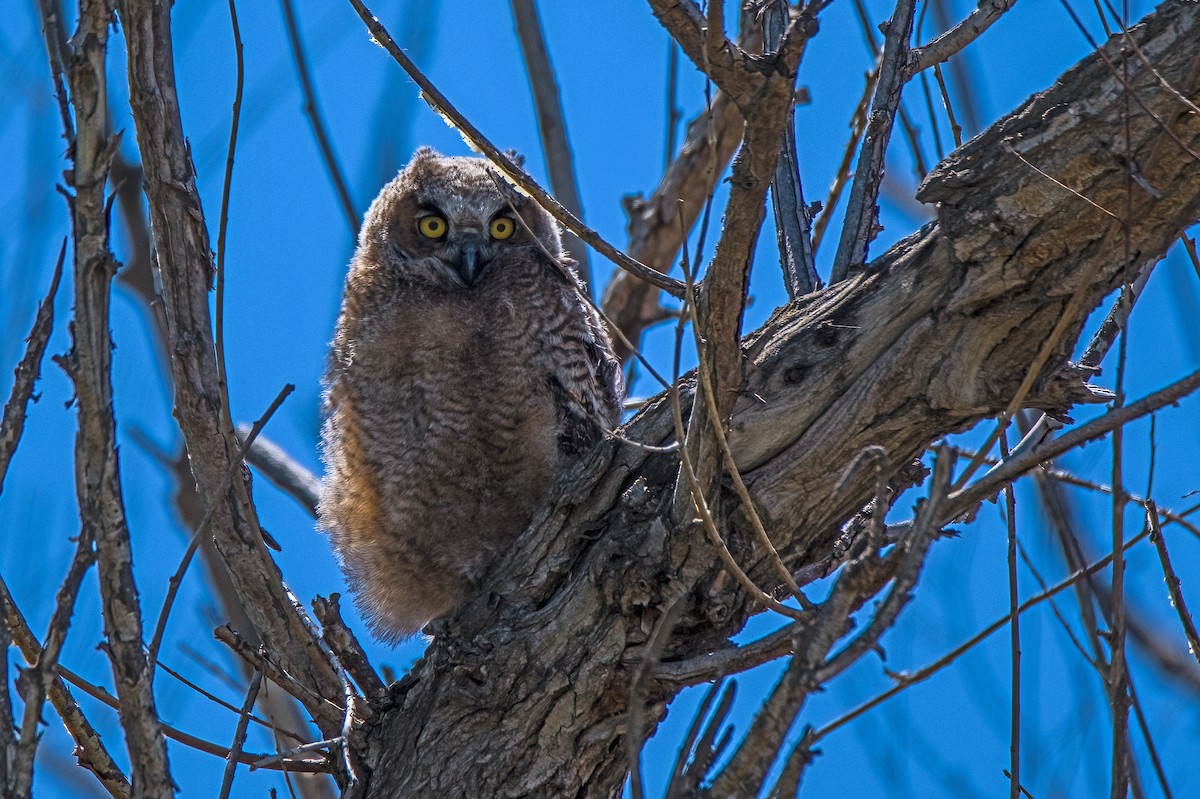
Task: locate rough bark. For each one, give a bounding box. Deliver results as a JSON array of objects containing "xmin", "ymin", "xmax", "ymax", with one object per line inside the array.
[
  {"xmin": 358, "ymin": 4, "xmax": 1200, "ymax": 797},
  {"xmin": 114, "ymin": 0, "xmax": 344, "ymax": 731},
  {"xmin": 61, "ymin": 1, "xmax": 174, "ymax": 795}
]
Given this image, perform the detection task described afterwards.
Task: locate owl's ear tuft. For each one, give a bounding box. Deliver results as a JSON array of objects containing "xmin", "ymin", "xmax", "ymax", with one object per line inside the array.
[
  {"xmin": 411, "ymin": 146, "xmax": 443, "ymax": 163},
  {"xmin": 502, "ymin": 149, "xmax": 526, "ymax": 169}
]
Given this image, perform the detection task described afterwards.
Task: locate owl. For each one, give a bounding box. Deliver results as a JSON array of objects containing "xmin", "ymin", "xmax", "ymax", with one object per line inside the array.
[{"xmin": 319, "ymin": 148, "xmax": 622, "ymax": 643}]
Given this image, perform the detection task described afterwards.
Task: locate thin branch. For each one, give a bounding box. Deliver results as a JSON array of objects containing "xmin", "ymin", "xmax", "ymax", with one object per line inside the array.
[
  {"xmin": 665, "ymin": 41, "xmax": 681, "ymax": 165},
  {"xmin": 239, "ymin": 428, "xmax": 321, "ymax": 518},
  {"xmin": 1107, "ymin": 214, "xmax": 1133, "ymax": 797},
  {"xmin": 664, "ymin": 681, "xmax": 736, "ymax": 799},
  {"xmin": 932, "ymin": 63, "xmax": 962, "ymax": 148},
  {"xmin": 35, "ymin": 0, "xmax": 75, "ymax": 151},
  {"xmin": 116, "ymin": 0, "xmax": 345, "ymax": 728},
  {"xmin": 703, "ymin": 448, "xmax": 949, "ymax": 797},
  {"xmin": 346, "ymin": 0, "xmax": 685, "ymax": 298},
  {"xmin": 946, "ymin": 367, "xmax": 1200, "ymax": 522},
  {"xmin": 602, "ymin": 91, "xmax": 741, "ymax": 359},
  {"xmin": 281, "ymin": 0, "xmax": 358, "ymax": 233},
  {"xmin": 669, "ymin": 342, "xmax": 808, "ymax": 624},
  {"xmin": 509, "ymin": 0, "xmax": 591, "ymax": 291},
  {"xmin": 214, "ymin": 626, "xmax": 345, "ymax": 727},
  {"xmin": 812, "ymin": 68, "xmax": 875, "ymax": 255},
  {"xmin": 156, "ymin": 657, "xmax": 307, "ymax": 744},
  {"xmin": 831, "ymin": 0, "xmax": 918, "ymax": 282},
  {"xmin": 55, "ymin": 661, "xmax": 328, "ymax": 773},
  {"xmin": 764, "ymin": 0, "xmax": 819, "ymax": 297},
  {"xmin": 12, "ymin": 508, "xmax": 99, "ymax": 797},
  {"xmin": 1128, "ymin": 675, "xmax": 1175, "ymax": 799},
  {"xmin": 0, "ymin": 241, "xmax": 64, "ymax": 489},
  {"xmin": 1, "ymin": 576, "xmax": 130, "ymax": 798},
  {"xmin": 815, "ymin": 526, "xmax": 1153, "ymax": 741},
  {"xmin": 215, "ymin": 0, "xmax": 245, "ymax": 470},
  {"xmin": 1001, "ymin": 430, "xmax": 1022, "ymax": 799},
  {"xmin": 1146, "ymin": 502, "xmax": 1200, "ymax": 667},
  {"xmin": 64, "ymin": 0, "xmax": 172, "ymax": 791},
  {"xmin": 147, "ymin": 384, "xmax": 295, "ymax": 673},
  {"xmin": 250, "ymin": 738, "xmax": 338, "ymax": 771},
  {"xmin": 312, "ymin": 594, "xmax": 389, "ymax": 708},
  {"xmin": 681, "ymin": 237, "xmax": 814, "ymax": 610},
  {"xmin": 627, "ymin": 595, "xmax": 684, "ymax": 799},
  {"xmin": 906, "ymin": 0, "xmax": 1018, "ymax": 76},
  {"xmin": 646, "ymin": 0, "xmax": 748, "ymax": 102},
  {"xmin": 1004, "ymin": 142, "xmax": 1121, "ymax": 220},
  {"xmin": 653, "ymin": 620, "xmax": 804, "ymax": 685},
  {"xmin": 218, "ymin": 671, "xmax": 263, "ymax": 799},
  {"xmin": 816, "ymin": 445, "xmax": 952, "ymax": 683}
]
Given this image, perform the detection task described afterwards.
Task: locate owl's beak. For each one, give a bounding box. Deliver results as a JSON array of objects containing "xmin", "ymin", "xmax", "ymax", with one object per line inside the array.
[{"xmin": 455, "ymin": 240, "xmax": 490, "ymax": 285}]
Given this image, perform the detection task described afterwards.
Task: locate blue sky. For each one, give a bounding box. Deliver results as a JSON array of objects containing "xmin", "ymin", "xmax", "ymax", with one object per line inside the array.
[{"xmin": 3, "ymin": 0, "xmax": 1199, "ymax": 796}]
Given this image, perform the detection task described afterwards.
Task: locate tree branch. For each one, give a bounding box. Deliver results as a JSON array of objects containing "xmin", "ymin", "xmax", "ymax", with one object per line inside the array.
[
  {"xmin": 357, "ymin": 4, "xmax": 1200, "ymax": 795},
  {"xmin": 509, "ymin": 0, "xmax": 592, "ymax": 291},
  {"xmin": 0, "ymin": 243, "xmax": 63, "ymax": 490},
  {"xmin": 114, "ymin": 0, "xmax": 344, "ymax": 736},
  {"xmin": 62, "ymin": 1, "xmax": 173, "ymax": 793}
]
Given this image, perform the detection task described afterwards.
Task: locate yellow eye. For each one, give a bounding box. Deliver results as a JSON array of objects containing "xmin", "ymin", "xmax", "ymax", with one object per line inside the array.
[
  {"xmin": 418, "ymin": 215, "xmax": 447, "ymax": 239},
  {"xmin": 489, "ymin": 217, "xmax": 516, "ymax": 240}
]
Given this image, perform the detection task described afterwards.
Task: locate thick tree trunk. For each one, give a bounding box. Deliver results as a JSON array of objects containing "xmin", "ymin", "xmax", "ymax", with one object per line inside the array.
[{"xmin": 360, "ymin": 4, "xmax": 1200, "ymax": 797}]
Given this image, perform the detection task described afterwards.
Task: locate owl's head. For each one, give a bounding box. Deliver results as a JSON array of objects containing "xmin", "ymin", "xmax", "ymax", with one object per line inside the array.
[{"xmin": 358, "ymin": 147, "xmax": 565, "ymax": 287}]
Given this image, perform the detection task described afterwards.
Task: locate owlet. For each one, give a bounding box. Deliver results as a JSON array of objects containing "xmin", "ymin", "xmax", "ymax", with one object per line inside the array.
[{"xmin": 319, "ymin": 148, "xmax": 622, "ymax": 642}]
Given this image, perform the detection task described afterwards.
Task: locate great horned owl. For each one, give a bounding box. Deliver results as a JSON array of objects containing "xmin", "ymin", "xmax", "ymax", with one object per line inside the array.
[{"xmin": 319, "ymin": 147, "xmax": 622, "ymax": 642}]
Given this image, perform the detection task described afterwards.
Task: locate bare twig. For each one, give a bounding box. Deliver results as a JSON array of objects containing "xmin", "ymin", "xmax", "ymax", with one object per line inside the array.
[
  {"xmin": 1146, "ymin": 502, "xmax": 1200, "ymax": 668},
  {"xmin": 602, "ymin": 91, "xmax": 742, "ymax": 360},
  {"xmin": 680, "ymin": 238, "xmax": 814, "ymax": 610},
  {"xmin": 653, "ymin": 620, "xmax": 805, "ymax": 685},
  {"xmin": 764, "ymin": 727, "xmax": 817, "ymax": 799},
  {"xmin": 11, "ymin": 507, "xmax": 99, "ymax": 796},
  {"xmin": 812, "ymin": 68, "xmax": 875, "ymax": 254},
  {"xmin": 1, "ymin": 576, "xmax": 131, "ymax": 798},
  {"xmin": 1000, "ymin": 430, "xmax": 1022, "ymax": 799},
  {"xmin": 239, "ymin": 428, "xmax": 322, "ymax": 517},
  {"xmin": 932, "ymin": 63, "xmax": 962, "ymax": 148},
  {"xmin": 63, "ymin": 0, "xmax": 172, "ymax": 792},
  {"xmin": 906, "ymin": 0, "xmax": 1017, "ymax": 76},
  {"xmin": 281, "ymin": 0, "xmax": 358, "ymax": 233},
  {"xmin": 34, "ymin": 0, "xmax": 75, "ymax": 148},
  {"xmin": 251, "ymin": 738, "xmax": 338, "ymax": 770},
  {"xmin": 117, "ymin": 0, "xmax": 344, "ymax": 726},
  {"xmin": 509, "ymin": 0, "xmax": 591, "ymax": 291},
  {"xmin": 218, "ymin": 670, "xmax": 263, "ymax": 799},
  {"xmin": 215, "ymin": 626, "xmax": 345, "ymax": 728},
  {"xmin": 147, "ymin": 383, "xmax": 295, "ymax": 673},
  {"xmin": 816, "ymin": 445, "xmax": 952, "ymax": 683},
  {"xmin": 156, "ymin": 657, "xmax": 306, "ymax": 744},
  {"xmin": 816, "ymin": 527, "xmax": 1153, "ymax": 740},
  {"xmin": 0, "ymin": 241, "xmax": 64, "ymax": 489},
  {"xmin": 764, "ymin": 0, "xmax": 819, "ymax": 297},
  {"xmin": 1107, "ymin": 221, "xmax": 1134, "ymax": 797},
  {"xmin": 347, "ymin": 0, "xmax": 684, "ymax": 298},
  {"xmin": 946, "ymin": 367, "xmax": 1200, "ymax": 522},
  {"xmin": 54, "ymin": 660, "xmax": 328, "ymax": 773},
  {"xmin": 669, "ymin": 342, "xmax": 808, "ymax": 624},
  {"xmin": 664, "ymin": 680, "xmax": 736, "ymax": 799},
  {"xmin": 627, "ymin": 595, "xmax": 684, "ymax": 799},
  {"xmin": 831, "ymin": 0, "xmax": 917, "ymax": 282},
  {"xmin": 312, "ymin": 594, "xmax": 389, "ymax": 708},
  {"xmin": 215, "ymin": 0, "xmax": 245, "ymax": 462}
]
